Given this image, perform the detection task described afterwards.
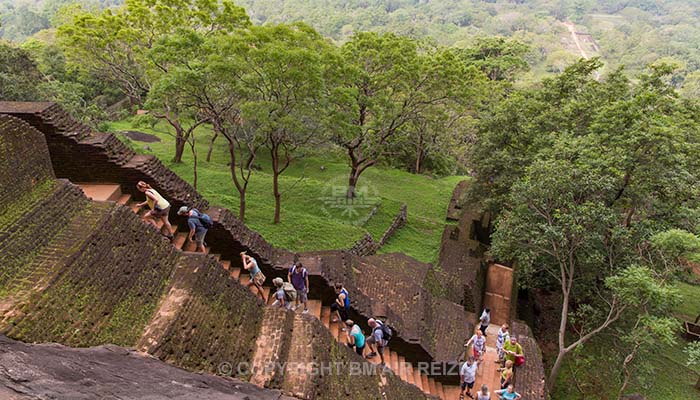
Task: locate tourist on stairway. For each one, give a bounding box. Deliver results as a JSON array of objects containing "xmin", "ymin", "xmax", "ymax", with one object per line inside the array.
[
  {"xmin": 330, "ymin": 283, "xmax": 350, "ymax": 330},
  {"xmin": 494, "ymin": 385, "xmax": 521, "ymax": 400},
  {"xmin": 459, "ymin": 356, "xmax": 479, "ymax": 399},
  {"xmin": 240, "ymin": 251, "xmax": 266, "ymax": 302},
  {"xmin": 479, "ymin": 308, "xmax": 490, "ymax": 336},
  {"xmin": 477, "ymin": 384, "xmax": 491, "ymax": 400},
  {"xmin": 177, "ymin": 206, "xmax": 209, "ymax": 253},
  {"xmin": 365, "ymin": 318, "xmax": 389, "ymax": 366},
  {"xmin": 466, "ymin": 328, "xmax": 486, "ymax": 362},
  {"xmin": 288, "ymin": 262, "xmax": 309, "ymax": 314},
  {"xmin": 135, "ymin": 181, "xmax": 174, "ymax": 239},
  {"xmin": 271, "ymin": 277, "xmax": 296, "ymax": 309},
  {"xmin": 495, "ymin": 323, "xmax": 509, "ymax": 364},
  {"xmin": 498, "ymin": 360, "xmax": 514, "ymax": 389},
  {"xmin": 344, "ymin": 319, "xmax": 366, "ymax": 356},
  {"xmin": 503, "ymin": 335, "xmax": 525, "ymax": 371}
]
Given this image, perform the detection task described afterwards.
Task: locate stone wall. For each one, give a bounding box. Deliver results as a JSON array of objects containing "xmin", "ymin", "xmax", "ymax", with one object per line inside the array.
[
  {"xmin": 0, "ymin": 102, "xmax": 207, "ymax": 214},
  {"xmin": 0, "ymin": 114, "xmax": 54, "ymax": 208},
  {"xmin": 511, "ymin": 320, "xmax": 547, "ymax": 400},
  {"xmin": 2, "ymin": 102, "xmax": 468, "ymax": 379},
  {"xmin": 348, "ymin": 204, "xmax": 408, "ymax": 257}
]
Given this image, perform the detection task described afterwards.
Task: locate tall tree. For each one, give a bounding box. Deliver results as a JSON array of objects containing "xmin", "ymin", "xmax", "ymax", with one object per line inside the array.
[
  {"xmin": 329, "ymin": 32, "xmax": 483, "ymax": 197},
  {"xmin": 234, "ymin": 23, "xmax": 329, "ymax": 223},
  {"xmin": 58, "ymin": 0, "xmax": 250, "ymax": 162}
]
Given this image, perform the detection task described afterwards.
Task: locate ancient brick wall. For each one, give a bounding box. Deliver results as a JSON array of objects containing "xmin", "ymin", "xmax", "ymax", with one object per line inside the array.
[
  {"xmin": 148, "ymin": 254, "xmax": 264, "ymax": 377},
  {"xmin": 0, "ymin": 102, "xmax": 207, "ymax": 213},
  {"xmin": 348, "ymin": 204, "xmax": 408, "ymax": 257},
  {"xmin": 511, "ymin": 320, "xmax": 547, "ymax": 400},
  {"xmin": 4, "ymin": 204, "xmax": 179, "ymax": 347},
  {"xmin": 0, "ymin": 115, "xmax": 54, "ymax": 208}
]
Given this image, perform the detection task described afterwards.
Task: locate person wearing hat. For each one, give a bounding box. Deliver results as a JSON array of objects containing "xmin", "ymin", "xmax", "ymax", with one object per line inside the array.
[
  {"xmin": 271, "ymin": 277, "xmax": 295, "ymax": 309},
  {"xmin": 178, "ymin": 206, "xmax": 208, "ymax": 253}
]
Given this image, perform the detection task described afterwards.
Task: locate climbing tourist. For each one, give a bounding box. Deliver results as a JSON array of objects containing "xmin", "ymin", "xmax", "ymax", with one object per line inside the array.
[
  {"xmin": 494, "ymin": 385, "xmax": 521, "ymax": 400},
  {"xmin": 287, "ymin": 262, "xmax": 309, "ymax": 314},
  {"xmin": 503, "ymin": 335, "xmax": 524, "ymax": 368},
  {"xmin": 477, "ymin": 384, "xmax": 490, "ymax": 400},
  {"xmin": 498, "ymin": 360, "xmax": 514, "ymax": 389},
  {"xmin": 345, "ymin": 319, "xmax": 366, "ymax": 356},
  {"xmin": 135, "ymin": 181, "xmax": 173, "ymax": 239},
  {"xmin": 177, "ymin": 206, "xmax": 210, "ymax": 253},
  {"xmin": 459, "ymin": 356, "xmax": 479, "ymax": 399},
  {"xmin": 240, "ymin": 251, "xmax": 266, "ymax": 302},
  {"xmin": 365, "ymin": 318, "xmax": 389, "ymax": 366},
  {"xmin": 495, "ymin": 323, "xmax": 510, "ymax": 363},
  {"xmin": 330, "ymin": 283, "xmax": 350, "ymax": 330},
  {"xmin": 465, "ymin": 328, "xmax": 487, "ymax": 362},
  {"xmin": 479, "ymin": 307, "xmax": 491, "ymax": 335},
  {"xmin": 271, "ymin": 277, "xmax": 296, "ymax": 309}
]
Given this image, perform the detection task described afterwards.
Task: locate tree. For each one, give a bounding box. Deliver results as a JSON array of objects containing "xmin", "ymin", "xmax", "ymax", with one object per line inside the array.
[
  {"xmin": 234, "ymin": 23, "xmax": 328, "ymax": 223},
  {"xmin": 329, "ymin": 32, "xmax": 483, "ymax": 197},
  {"xmin": 58, "ymin": 0, "xmax": 250, "ymax": 162},
  {"xmin": 0, "ymin": 43, "xmax": 43, "ymax": 101},
  {"xmin": 459, "ymin": 37, "xmax": 529, "ymax": 81}
]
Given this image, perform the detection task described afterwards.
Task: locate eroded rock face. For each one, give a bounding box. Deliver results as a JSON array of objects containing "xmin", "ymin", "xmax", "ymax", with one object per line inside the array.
[{"xmin": 0, "ymin": 335, "xmax": 295, "ymax": 400}]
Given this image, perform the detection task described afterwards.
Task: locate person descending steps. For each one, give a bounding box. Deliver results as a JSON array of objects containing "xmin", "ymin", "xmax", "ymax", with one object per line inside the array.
[{"xmin": 177, "ymin": 206, "xmax": 211, "ymax": 253}]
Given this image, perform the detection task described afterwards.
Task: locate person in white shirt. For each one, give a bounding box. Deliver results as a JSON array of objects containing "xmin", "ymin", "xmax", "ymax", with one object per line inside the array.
[
  {"xmin": 477, "ymin": 384, "xmax": 491, "ymax": 400},
  {"xmin": 460, "ymin": 356, "xmax": 479, "ymax": 399},
  {"xmin": 496, "ymin": 323, "xmax": 509, "ymax": 363},
  {"xmin": 479, "ymin": 308, "xmax": 491, "ymax": 335},
  {"xmin": 466, "ymin": 329, "xmax": 487, "ymax": 362}
]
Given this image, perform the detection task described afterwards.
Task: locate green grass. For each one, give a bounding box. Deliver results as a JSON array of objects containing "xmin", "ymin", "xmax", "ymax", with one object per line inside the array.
[
  {"xmin": 676, "ymin": 281, "xmax": 700, "ymax": 321},
  {"xmin": 107, "ymin": 119, "xmax": 464, "ymax": 263}
]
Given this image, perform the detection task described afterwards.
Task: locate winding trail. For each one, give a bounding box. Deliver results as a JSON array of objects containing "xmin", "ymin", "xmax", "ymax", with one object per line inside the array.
[{"xmin": 564, "ymin": 20, "xmax": 589, "ymax": 59}]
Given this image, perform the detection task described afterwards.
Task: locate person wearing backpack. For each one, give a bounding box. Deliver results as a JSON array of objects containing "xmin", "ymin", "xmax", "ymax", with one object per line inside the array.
[
  {"xmin": 330, "ymin": 283, "xmax": 350, "ymax": 331},
  {"xmin": 177, "ymin": 206, "xmax": 211, "ymax": 253},
  {"xmin": 366, "ymin": 318, "xmax": 391, "ymax": 366},
  {"xmin": 287, "ymin": 262, "xmax": 309, "ymax": 314},
  {"xmin": 271, "ymin": 277, "xmax": 297, "ymax": 309}
]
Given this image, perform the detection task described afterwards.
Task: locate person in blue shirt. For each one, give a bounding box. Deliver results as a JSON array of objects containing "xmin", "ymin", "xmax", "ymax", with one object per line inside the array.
[
  {"xmin": 494, "ymin": 385, "xmax": 521, "ymax": 400},
  {"xmin": 177, "ymin": 206, "xmax": 207, "ymax": 253}
]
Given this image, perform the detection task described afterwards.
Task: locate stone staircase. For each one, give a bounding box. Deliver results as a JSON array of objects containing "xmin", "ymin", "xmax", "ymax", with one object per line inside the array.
[{"xmin": 76, "ymin": 182, "xmax": 463, "ymax": 399}]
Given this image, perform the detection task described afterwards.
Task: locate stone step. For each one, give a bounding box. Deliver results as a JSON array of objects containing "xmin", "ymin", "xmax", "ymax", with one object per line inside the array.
[
  {"xmin": 307, "ymin": 300, "xmax": 322, "ymax": 319},
  {"xmin": 320, "ymin": 306, "xmax": 331, "ymax": 329},
  {"xmin": 117, "ymin": 193, "xmax": 131, "ymax": 205},
  {"xmin": 230, "ymin": 267, "xmax": 241, "ymax": 280},
  {"xmin": 404, "ymin": 359, "xmax": 415, "ymax": 385},
  {"xmin": 413, "ymin": 367, "xmax": 423, "ymax": 391},
  {"xmin": 220, "ymin": 260, "xmax": 230, "ymax": 270},
  {"xmin": 75, "ymin": 183, "xmax": 122, "ymax": 202},
  {"xmin": 249, "ymin": 307, "xmax": 294, "ymax": 387},
  {"xmin": 435, "ymin": 381, "xmax": 445, "ymax": 399},
  {"xmin": 421, "ymin": 374, "xmax": 431, "ymax": 395},
  {"xmin": 428, "ymin": 377, "xmax": 437, "ymax": 397},
  {"xmin": 442, "ymin": 385, "xmax": 462, "ymax": 400},
  {"xmin": 397, "ymin": 354, "xmax": 408, "ymax": 382},
  {"xmin": 239, "ymin": 274, "xmax": 270, "ymax": 301},
  {"xmin": 172, "ymin": 233, "xmax": 187, "ymax": 250}
]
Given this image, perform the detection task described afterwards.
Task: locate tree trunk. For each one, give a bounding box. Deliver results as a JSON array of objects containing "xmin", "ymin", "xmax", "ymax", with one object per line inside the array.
[
  {"xmin": 174, "ymin": 134, "xmax": 186, "ymax": 163},
  {"xmin": 347, "ymin": 165, "xmax": 359, "ymax": 199},
  {"xmin": 695, "ymin": 375, "xmax": 700, "ymax": 390},
  {"xmin": 415, "ymin": 133, "xmax": 424, "ymax": 174},
  {"xmin": 206, "ymin": 131, "xmax": 218, "ymax": 162},
  {"xmin": 547, "ymin": 350, "xmax": 567, "ymax": 393},
  {"xmin": 271, "ymin": 144, "xmax": 281, "ymax": 224},
  {"xmin": 191, "ymin": 141, "xmax": 198, "ymax": 190},
  {"xmin": 239, "ymin": 191, "xmax": 246, "ymax": 221}
]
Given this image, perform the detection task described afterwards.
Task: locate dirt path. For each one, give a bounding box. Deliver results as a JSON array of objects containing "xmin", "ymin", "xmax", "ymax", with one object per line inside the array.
[{"xmin": 564, "ymin": 20, "xmax": 588, "ymax": 59}]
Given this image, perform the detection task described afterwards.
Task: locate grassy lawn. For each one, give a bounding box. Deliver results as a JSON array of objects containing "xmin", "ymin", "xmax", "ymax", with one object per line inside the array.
[
  {"xmin": 106, "ymin": 119, "xmax": 465, "ymax": 263},
  {"xmin": 551, "ymin": 280, "xmax": 700, "ymax": 400}
]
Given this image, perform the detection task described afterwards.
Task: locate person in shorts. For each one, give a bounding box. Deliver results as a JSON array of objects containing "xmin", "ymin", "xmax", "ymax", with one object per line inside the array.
[
  {"xmin": 135, "ymin": 181, "xmax": 173, "ymax": 239},
  {"xmin": 496, "ymin": 323, "xmax": 510, "ymax": 363},
  {"xmin": 479, "ymin": 308, "xmax": 491, "ymax": 336},
  {"xmin": 241, "ymin": 251, "xmax": 266, "ymax": 302},
  {"xmin": 365, "ymin": 318, "xmax": 387, "ymax": 366},
  {"xmin": 288, "ymin": 262, "xmax": 309, "ymax": 313},
  {"xmin": 466, "ymin": 329, "xmax": 487, "ymax": 362},
  {"xmin": 345, "ymin": 319, "xmax": 365, "ymax": 356},
  {"xmin": 271, "ymin": 277, "xmax": 292, "ymax": 309},
  {"xmin": 460, "ymin": 356, "xmax": 479, "ymax": 399},
  {"xmin": 330, "ymin": 283, "xmax": 349, "ymax": 330},
  {"xmin": 477, "ymin": 384, "xmax": 491, "ymax": 400},
  {"xmin": 177, "ymin": 206, "xmax": 207, "ymax": 253}
]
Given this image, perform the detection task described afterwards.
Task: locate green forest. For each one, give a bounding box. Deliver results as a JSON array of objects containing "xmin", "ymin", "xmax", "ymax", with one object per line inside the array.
[{"xmin": 2, "ymin": 0, "xmax": 700, "ymax": 399}]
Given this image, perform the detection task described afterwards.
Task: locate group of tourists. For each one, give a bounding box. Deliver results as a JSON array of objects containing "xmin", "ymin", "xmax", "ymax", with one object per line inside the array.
[
  {"xmin": 133, "ymin": 182, "xmax": 525, "ymax": 397},
  {"xmin": 459, "ymin": 308, "xmax": 525, "ymax": 400},
  {"xmin": 135, "ymin": 181, "xmax": 211, "ymax": 252}
]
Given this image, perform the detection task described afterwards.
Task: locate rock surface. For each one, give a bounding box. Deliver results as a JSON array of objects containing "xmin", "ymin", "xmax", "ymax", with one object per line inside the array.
[{"xmin": 0, "ymin": 335, "xmax": 295, "ymax": 400}]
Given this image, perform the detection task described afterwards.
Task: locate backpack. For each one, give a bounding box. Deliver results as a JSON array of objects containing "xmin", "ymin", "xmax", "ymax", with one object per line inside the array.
[
  {"xmin": 282, "ymin": 282, "xmax": 297, "ymax": 302},
  {"xmin": 192, "ymin": 209, "xmax": 213, "ymax": 228},
  {"xmin": 375, "ymin": 320, "xmax": 392, "ymax": 342}
]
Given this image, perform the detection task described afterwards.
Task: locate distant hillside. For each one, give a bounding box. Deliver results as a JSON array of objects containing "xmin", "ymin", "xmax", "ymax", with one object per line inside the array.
[{"xmin": 4, "ymin": 0, "xmax": 700, "ymax": 85}]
